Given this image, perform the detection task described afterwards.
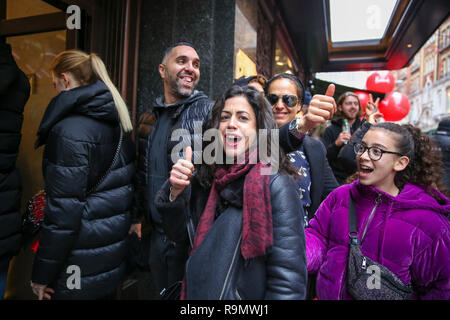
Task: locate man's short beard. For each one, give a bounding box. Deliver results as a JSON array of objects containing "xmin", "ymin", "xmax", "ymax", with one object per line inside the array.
[
  {"xmin": 172, "ymin": 82, "xmax": 194, "ymax": 98},
  {"xmin": 344, "ymin": 110, "xmax": 358, "ymax": 120},
  {"xmin": 166, "ymin": 70, "xmax": 196, "ymax": 99}
]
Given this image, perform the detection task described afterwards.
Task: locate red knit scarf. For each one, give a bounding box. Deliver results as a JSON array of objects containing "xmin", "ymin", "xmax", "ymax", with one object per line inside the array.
[{"xmin": 180, "ymin": 153, "xmax": 273, "ymax": 299}]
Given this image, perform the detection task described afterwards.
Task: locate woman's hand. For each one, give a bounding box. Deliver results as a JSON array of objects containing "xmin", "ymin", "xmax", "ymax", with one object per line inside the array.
[
  {"xmin": 30, "ymin": 281, "xmax": 54, "ymax": 300},
  {"xmin": 297, "ymin": 84, "xmax": 337, "ymax": 132},
  {"xmin": 128, "ymin": 223, "xmax": 142, "ymax": 239},
  {"xmin": 169, "ymin": 146, "xmax": 194, "ymax": 201},
  {"xmin": 367, "ymin": 111, "xmax": 384, "ymax": 124}
]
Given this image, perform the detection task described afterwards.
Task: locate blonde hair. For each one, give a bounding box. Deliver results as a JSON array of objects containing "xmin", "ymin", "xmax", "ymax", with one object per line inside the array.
[{"xmin": 50, "ymin": 50, "xmax": 133, "ymax": 133}]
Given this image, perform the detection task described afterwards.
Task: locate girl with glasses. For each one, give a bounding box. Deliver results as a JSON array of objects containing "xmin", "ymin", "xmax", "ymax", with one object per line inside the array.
[{"xmin": 306, "ymin": 122, "xmax": 450, "ymax": 299}]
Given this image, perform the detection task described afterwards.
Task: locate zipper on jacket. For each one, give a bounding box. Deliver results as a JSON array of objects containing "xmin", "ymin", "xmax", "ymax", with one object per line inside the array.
[
  {"xmin": 361, "ymin": 193, "xmax": 382, "ymax": 244},
  {"xmin": 219, "ymin": 233, "xmax": 242, "ymax": 300}
]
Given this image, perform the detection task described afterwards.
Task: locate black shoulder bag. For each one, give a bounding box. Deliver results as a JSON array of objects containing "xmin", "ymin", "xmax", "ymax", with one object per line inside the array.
[{"xmin": 346, "ymin": 194, "xmax": 414, "ymax": 300}]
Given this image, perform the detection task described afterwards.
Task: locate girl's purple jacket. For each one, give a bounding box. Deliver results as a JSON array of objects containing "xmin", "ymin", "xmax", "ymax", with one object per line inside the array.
[{"xmin": 306, "ymin": 181, "xmax": 450, "ymax": 300}]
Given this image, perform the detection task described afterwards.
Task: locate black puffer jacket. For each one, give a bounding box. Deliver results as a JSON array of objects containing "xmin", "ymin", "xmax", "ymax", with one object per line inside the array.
[
  {"xmin": 321, "ymin": 118, "xmax": 363, "ymax": 184},
  {"xmin": 155, "ymin": 173, "xmax": 307, "ymax": 300},
  {"xmin": 31, "ymin": 80, "xmax": 135, "ymax": 299},
  {"xmin": 0, "ymin": 43, "xmax": 30, "ymax": 264}
]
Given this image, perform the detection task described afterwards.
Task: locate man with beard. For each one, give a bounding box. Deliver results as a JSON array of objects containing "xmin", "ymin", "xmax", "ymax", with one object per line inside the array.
[
  {"xmin": 321, "ymin": 91, "xmax": 375, "ymax": 184},
  {"xmin": 130, "ymin": 42, "xmax": 214, "ymax": 296},
  {"xmin": 130, "ymin": 42, "xmax": 339, "ymax": 297}
]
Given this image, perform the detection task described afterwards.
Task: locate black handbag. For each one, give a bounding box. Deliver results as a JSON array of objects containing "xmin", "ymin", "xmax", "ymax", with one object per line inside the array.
[{"xmin": 346, "ymin": 194, "xmax": 414, "ymax": 300}]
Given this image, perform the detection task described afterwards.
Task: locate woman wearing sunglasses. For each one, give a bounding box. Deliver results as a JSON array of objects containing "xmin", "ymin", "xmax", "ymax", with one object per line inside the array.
[
  {"xmin": 306, "ymin": 122, "xmax": 450, "ymax": 299},
  {"xmin": 265, "ymin": 73, "xmax": 339, "ymax": 226}
]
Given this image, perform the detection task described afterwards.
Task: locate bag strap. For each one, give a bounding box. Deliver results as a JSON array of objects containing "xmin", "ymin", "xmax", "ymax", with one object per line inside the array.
[
  {"xmin": 348, "ymin": 193, "xmax": 359, "ymax": 245},
  {"xmin": 87, "ymin": 126, "xmax": 123, "ymax": 194}
]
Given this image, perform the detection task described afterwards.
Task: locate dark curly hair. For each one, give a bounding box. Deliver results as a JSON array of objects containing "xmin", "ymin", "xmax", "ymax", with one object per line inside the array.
[
  {"xmin": 370, "ymin": 122, "xmax": 449, "ymax": 201},
  {"xmin": 196, "ymin": 85, "xmax": 297, "ymax": 187}
]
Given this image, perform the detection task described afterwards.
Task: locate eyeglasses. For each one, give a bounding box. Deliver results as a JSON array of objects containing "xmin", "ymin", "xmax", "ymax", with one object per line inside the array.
[
  {"xmin": 354, "ymin": 143, "xmax": 403, "ymax": 161},
  {"xmin": 266, "ymin": 94, "xmax": 299, "ymax": 108}
]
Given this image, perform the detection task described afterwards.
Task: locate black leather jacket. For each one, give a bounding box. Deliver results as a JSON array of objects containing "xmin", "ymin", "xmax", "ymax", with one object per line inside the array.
[{"xmin": 155, "ymin": 173, "xmax": 307, "ymax": 300}]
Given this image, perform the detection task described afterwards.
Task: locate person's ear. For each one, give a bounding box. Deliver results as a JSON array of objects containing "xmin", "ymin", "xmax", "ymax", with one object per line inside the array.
[
  {"xmin": 158, "ymin": 64, "xmax": 166, "ymax": 80},
  {"xmin": 60, "ymin": 72, "xmax": 71, "ymax": 89},
  {"xmin": 394, "ymin": 155, "xmax": 409, "ymax": 172}
]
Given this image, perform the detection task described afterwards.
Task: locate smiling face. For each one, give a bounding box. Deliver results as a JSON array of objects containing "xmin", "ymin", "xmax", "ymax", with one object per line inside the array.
[
  {"xmin": 357, "ymin": 128, "xmax": 409, "ymax": 195},
  {"xmin": 339, "ymin": 95, "xmax": 360, "ymax": 121},
  {"xmin": 267, "ymin": 78, "xmax": 302, "ymax": 127},
  {"xmin": 159, "ymin": 45, "xmax": 200, "ymax": 102},
  {"xmin": 218, "ymin": 96, "xmax": 257, "ymax": 159}
]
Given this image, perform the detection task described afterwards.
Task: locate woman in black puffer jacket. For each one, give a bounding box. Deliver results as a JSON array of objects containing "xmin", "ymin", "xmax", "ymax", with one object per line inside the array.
[{"xmin": 30, "ymin": 50, "xmax": 135, "ymax": 300}]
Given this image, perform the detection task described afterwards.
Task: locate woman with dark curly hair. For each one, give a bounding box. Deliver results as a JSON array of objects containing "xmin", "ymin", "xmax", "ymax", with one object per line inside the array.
[
  {"xmin": 306, "ymin": 122, "xmax": 450, "ymax": 300},
  {"xmin": 155, "ymin": 85, "xmax": 307, "ymax": 299}
]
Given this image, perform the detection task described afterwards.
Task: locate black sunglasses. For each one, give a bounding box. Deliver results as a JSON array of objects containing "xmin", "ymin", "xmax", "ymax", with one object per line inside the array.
[{"xmin": 266, "ymin": 94, "xmax": 299, "ymax": 108}]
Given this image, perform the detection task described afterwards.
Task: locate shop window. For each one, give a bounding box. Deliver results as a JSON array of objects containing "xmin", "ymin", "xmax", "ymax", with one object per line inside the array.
[
  {"xmin": 234, "ymin": 1, "xmax": 257, "ymax": 79},
  {"xmin": 6, "ymin": 0, "xmax": 61, "ymax": 19},
  {"xmin": 273, "ymin": 37, "xmax": 294, "ymax": 75}
]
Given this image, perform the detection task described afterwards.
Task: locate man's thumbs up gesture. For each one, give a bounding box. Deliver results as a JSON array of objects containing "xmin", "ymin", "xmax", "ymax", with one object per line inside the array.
[{"xmin": 169, "ymin": 146, "xmax": 194, "ymax": 200}]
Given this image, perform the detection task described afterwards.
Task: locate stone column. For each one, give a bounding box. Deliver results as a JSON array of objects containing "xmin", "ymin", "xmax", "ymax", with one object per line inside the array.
[{"xmin": 136, "ymin": 0, "xmax": 236, "ymax": 117}]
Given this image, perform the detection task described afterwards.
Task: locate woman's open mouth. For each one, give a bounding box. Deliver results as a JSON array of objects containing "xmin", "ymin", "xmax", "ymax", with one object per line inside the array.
[
  {"xmin": 224, "ymin": 134, "xmax": 242, "ymax": 148},
  {"xmin": 358, "ymin": 164, "xmax": 374, "ymax": 178}
]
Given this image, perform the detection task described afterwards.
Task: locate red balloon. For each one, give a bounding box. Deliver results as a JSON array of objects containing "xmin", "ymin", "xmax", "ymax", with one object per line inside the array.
[
  {"xmin": 353, "ymin": 90, "xmax": 370, "ymax": 113},
  {"xmin": 378, "ymin": 92, "xmax": 410, "ymax": 122},
  {"xmin": 366, "ymin": 71, "xmax": 396, "ymax": 93}
]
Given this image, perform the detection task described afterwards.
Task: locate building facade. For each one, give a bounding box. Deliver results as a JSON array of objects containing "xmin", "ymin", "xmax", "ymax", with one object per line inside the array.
[
  {"xmin": 0, "ymin": 0, "xmax": 306, "ymax": 299},
  {"xmin": 393, "ymin": 16, "xmax": 450, "ymax": 132}
]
